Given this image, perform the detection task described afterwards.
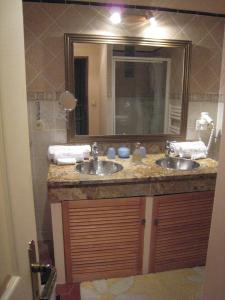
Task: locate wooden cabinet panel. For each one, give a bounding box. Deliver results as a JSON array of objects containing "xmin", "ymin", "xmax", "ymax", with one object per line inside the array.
[
  {"xmin": 62, "ymin": 197, "xmax": 145, "ymax": 282},
  {"xmin": 149, "ymin": 191, "xmax": 214, "ymax": 272}
]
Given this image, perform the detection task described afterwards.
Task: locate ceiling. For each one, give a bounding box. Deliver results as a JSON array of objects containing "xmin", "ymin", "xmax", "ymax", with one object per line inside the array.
[{"xmin": 70, "ymin": 0, "xmax": 225, "ymax": 15}]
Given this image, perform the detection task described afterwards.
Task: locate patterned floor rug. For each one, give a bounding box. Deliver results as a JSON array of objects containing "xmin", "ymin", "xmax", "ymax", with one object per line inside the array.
[{"xmin": 80, "ymin": 267, "xmax": 204, "ymax": 300}]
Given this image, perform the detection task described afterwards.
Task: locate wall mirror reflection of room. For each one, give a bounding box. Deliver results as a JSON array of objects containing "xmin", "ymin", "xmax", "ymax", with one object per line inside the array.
[{"xmin": 67, "ymin": 37, "xmax": 190, "ymax": 140}]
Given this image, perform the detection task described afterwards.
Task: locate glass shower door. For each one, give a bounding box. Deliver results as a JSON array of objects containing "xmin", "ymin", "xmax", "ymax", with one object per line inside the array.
[{"xmin": 113, "ymin": 58, "xmax": 169, "ymax": 135}]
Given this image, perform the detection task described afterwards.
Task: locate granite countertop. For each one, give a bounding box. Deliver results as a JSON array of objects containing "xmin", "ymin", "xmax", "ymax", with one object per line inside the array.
[{"xmin": 47, "ymin": 154, "xmax": 217, "ymax": 188}]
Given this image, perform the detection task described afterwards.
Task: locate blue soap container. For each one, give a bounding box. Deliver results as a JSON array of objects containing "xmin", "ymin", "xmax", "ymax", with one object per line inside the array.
[
  {"xmin": 107, "ymin": 147, "xmax": 116, "ymax": 159},
  {"xmin": 140, "ymin": 146, "xmax": 147, "ymax": 158},
  {"xmin": 118, "ymin": 146, "xmax": 130, "ymax": 158}
]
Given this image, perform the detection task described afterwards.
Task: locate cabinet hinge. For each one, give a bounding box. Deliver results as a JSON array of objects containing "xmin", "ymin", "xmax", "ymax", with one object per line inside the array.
[{"xmin": 141, "ymin": 219, "xmax": 146, "ymax": 225}]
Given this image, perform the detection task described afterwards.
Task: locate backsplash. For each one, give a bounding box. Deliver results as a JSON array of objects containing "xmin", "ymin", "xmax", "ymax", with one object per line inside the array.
[{"xmin": 23, "ymin": 2, "xmax": 225, "ymax": 241}]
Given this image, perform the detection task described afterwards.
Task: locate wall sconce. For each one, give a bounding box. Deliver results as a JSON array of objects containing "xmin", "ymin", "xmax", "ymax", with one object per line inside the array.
[{"xmin": 109, "ymin": 9, "xmax": 157, "ymax": 27}]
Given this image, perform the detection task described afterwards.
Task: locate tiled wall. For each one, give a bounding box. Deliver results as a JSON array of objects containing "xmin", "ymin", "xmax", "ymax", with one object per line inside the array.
[{"xmin": 23, "ymin": 2, "xmax": 225, "ymax": 241}]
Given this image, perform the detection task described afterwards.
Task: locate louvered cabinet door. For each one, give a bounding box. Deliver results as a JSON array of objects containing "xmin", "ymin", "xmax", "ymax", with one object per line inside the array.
[
  {"xmin": 62, "ymin": 197, "xmax": 145, "ymax": 282},
  {"xmin": 149, "ymin": 191, "xmax": 214, "ymax": 273}
]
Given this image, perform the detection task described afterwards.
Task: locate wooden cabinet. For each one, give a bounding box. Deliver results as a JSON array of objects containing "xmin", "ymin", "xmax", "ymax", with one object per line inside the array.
[
  {"xmin": 54, "ymin": 191, "xmax": 214, "ymax": 283},
  {"xmin": 62, "ymin": 197, "xmax": 145, "ymax": 282},
  {"xmin": 149, "ymin": 191, "xmax": 214, "ymax": 272}
]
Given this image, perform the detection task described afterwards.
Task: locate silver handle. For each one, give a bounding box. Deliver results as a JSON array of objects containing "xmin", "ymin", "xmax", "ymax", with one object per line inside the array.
[
  {"xmin": 39, "ymin": 266, "xmax": 56, "ymax": 300},
  {"xmin": 28, "ymin": 241, "xmax": 56, "ymax": 300}
]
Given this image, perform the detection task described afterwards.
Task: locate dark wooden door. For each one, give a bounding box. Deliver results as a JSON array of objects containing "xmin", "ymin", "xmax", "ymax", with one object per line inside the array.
[{"xmin": 74, "ymin": 57, "xmax": 88, "ymax": 135}]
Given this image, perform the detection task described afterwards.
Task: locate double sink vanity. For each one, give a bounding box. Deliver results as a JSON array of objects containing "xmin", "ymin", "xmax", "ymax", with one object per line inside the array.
[
  {"xmin": 48, "ymin": 33, "xmax": 218, "ymax": 284},
  {"xmin": 48, "ymin": 152, "xmax": 217, "ymax": 284}
]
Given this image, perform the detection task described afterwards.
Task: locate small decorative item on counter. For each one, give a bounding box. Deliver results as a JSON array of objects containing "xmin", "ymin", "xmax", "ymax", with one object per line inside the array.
[
  {"xmin": 107, "ymin": 147, "xmax": 116, "ymax": 159},
  {"xmin": 132, "ymin": 142, "xmax": 142, "ymax": 163},
  {"xmin": 140, "ymin": 146, "xmax": 147, "ymax": 158},
  {"xmin": 117, "ymin": 146, "xmax": 130, "ymax": 158}
]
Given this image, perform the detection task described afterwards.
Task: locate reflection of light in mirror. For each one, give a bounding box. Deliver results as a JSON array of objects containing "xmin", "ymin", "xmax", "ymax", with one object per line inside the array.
[
  {"xmin": 145, "ymin": 11, "xmax": 157, "ymax": 27},
  {"xmin": 95, "ymin": 30, "xmax": 121, "ymax": 36},
  {"xmin": 110, "ymin": 11, "xmax": 122, "ymax": 24},
  {"xmin": 143, "ymin": 24, "xmax": 167, "ymax": 39},
  {"xmin": 149, "ymin": 16, "xmax": 157, "ymax": 27}
]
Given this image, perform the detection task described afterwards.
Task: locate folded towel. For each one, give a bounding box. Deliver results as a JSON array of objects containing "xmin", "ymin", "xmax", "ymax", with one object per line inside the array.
[
  {"xmin": 56, "ymin": 157, "xmax": 76, "ymax": 165},
  {"xmin": 48, "ymin": 145, "xmax": 91, "ymax": 162},
  {"xmin": 170, "ymin": 141, "xmax": 207, "ymax": 160}
]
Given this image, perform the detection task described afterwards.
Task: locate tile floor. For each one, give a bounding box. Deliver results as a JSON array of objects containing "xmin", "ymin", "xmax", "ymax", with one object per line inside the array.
[{"xmin": 56, "ymin": 283, "xmax": 80, "ymax": 300}]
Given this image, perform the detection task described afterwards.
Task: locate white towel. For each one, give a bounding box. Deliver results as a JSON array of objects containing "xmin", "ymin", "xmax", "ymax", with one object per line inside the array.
[
  {"xmin": 56, "ymin": 157, "xmax": 76, "ymax": 165},
  {"xmin": 48, "ymin": 145, "xmax": 91, "ymax": 163},
  {"xmin": 170, "ymin": 141, "xmax": 207, "ymax": 160}
]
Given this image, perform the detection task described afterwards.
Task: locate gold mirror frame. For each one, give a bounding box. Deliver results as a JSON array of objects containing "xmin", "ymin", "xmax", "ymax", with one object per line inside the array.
[{"xmin": 65, "ymin": 33, "xmax": 191, "ymax": 143}]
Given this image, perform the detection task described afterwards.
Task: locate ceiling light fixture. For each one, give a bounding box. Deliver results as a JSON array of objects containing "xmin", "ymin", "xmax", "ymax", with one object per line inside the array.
[{"xmin": 110, "ymin": 11, "xmax": 122, "ymax": 25}]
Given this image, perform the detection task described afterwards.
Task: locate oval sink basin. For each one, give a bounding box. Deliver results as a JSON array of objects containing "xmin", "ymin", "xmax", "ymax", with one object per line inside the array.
[
  {"xmin": 76, "ymin": 160, "xmax": 123, "ymax": 176},
  {"xmin": 156, "ymin": 157, "xmax": 200, "ymax": 171}
]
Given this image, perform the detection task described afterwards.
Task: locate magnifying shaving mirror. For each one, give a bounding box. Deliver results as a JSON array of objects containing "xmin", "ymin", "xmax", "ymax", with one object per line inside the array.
[{"xmin": 60, "ymin": 90, "xmax": 78, "ymax": 112}]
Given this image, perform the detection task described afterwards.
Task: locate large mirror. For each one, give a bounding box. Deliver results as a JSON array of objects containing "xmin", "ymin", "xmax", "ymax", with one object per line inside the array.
[{"xmin": 65, "ymin": 34, "xmax": 191, "ymax": 142}]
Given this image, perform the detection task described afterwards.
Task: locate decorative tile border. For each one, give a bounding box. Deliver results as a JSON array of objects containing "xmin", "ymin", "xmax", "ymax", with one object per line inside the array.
[
  {"xmin": 189, "ymin": 93, "xmax": 224, "ymax": 103},
  {"xmin": 27, "ymin": 91, "xmax": 225, "ymax": 103},
  {"xmin": 27, "ymin": 91, "xmax": 63, "ymax": 101}
]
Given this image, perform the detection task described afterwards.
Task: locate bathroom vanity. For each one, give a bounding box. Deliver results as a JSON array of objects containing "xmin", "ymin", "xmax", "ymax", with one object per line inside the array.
[{"xmin": 48, "ymin": 154, "xmax": 217, "ymax": 284}]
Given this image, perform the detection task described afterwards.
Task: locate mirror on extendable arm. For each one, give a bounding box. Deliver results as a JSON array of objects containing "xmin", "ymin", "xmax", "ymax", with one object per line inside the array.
[
  {"xmin": 60, "ymin": 90, "xmax": 78, "ymax": 111},
  {"xmin": 60, "ymin": 91, "xmax": 78, "ymax": 128}
]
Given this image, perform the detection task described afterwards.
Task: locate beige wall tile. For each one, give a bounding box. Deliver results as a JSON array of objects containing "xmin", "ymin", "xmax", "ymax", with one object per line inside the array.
[
  {"xmin": 24, "ymin": 26, "xmax": 36, "ymax": 49},
  {"xmin": 26, "ymin": 40, "xmax": 55, "ymax": 73},
  {"xmin": 28, "ymin": 74, "xmax": 55, "ymax": 91},
  {"xmin": 42, "ymin": 51, "xmax": 65, "ymax": 89},
  {"xmin": 40, "ymin": 23, "xmax": 65, "ymax": 57},
  {"xmin": 23, "ymin": 3, "xmax": 53, "ymax": 37},
  {"xmin": 41, "ymin": 2, "xmax": 68, "ymax": 19}
]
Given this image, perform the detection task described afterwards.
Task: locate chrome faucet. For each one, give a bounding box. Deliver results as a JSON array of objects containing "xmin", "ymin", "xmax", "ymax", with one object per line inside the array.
[
  {"xmin": 92, "ymin": 142, "xmax": 99, "ymax": 162},
  {"xmin": 165, "ymin": 141, "xmax": 175, "ymax": 157}
]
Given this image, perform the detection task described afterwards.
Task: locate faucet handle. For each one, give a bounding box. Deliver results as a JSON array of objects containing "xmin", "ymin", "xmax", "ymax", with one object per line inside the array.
[
  {"xmin": 92, "ymin": 142, "xmax": 98, "ymax": 149},
  {"xmin": 92, "ymin": 142, "xmax": 98, "ymax": 155},
  {"xmin": 165, "ymin": 140, "xmax": 177, "ymax": 157},
  {"xmin": 165, "ymin": 140, "xmax": 170, "ymax": 149},
  {"xmin": 166, "ymin": 140, "xmax": 177, "ymax": 146}
]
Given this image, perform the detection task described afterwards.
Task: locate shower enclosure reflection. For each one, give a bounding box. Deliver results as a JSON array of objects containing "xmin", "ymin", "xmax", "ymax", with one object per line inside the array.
[{"xmin": 114, "ymin": 57, "xmax": 169, "ymax": 135}]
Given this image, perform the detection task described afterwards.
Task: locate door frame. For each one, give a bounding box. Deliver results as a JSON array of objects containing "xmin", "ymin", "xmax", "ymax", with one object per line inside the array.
[{"xmin": 0, "ymin": 0, "xmax": 38, "ymax": 299}]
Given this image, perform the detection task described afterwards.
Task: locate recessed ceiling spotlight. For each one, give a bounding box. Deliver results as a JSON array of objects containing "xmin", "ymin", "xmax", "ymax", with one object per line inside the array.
[
  {"xmin": 146, "ymin": 11, "xmax": 157, "ymax": 26},
  {"xmin": 110, "ymin": 11, "xmax": 122, "ymax": 25}
]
